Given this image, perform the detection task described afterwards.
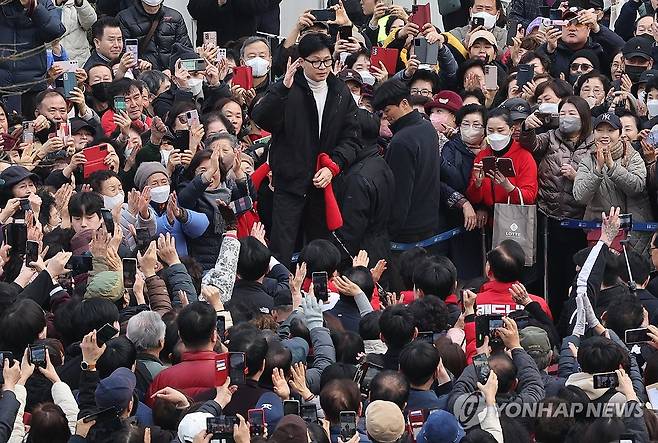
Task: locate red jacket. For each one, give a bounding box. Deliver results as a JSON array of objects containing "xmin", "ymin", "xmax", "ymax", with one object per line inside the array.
[
  {"xmin": 466, "ymin": 141, "xmax": 538, "ymax": 207},
  {"xmin": 475, "ymin": 280, "xmax": 552, "ymax": 320},
  {"xmin": 101, "ymin": 109, "xmax": 152, "ymax": 137},
  {"xmin": 145, "ymin": 351, "xmax": 217, "ymax": 407}
]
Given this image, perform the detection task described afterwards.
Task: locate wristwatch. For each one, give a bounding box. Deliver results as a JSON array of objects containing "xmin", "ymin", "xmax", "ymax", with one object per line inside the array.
[{"xmin": 80, "ymin": 361, "xmax": 96, "ymax": 371}]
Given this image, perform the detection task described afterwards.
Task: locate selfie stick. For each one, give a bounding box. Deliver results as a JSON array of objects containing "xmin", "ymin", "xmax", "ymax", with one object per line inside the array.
[{"xmin": 620, "ymin": 233, "xmax": 637, "ymax": 296}]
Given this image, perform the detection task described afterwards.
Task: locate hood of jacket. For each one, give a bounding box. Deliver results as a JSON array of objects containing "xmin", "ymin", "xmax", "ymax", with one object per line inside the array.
[{"xmin": 565, "ymin": 372, "xmax": 627, "ymax": 403}]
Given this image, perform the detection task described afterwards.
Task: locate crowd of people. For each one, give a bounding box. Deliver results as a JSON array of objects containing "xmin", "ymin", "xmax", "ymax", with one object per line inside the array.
[{"xmin": 2, "ymin": 0, "xmax": 658, "ymax": 442}]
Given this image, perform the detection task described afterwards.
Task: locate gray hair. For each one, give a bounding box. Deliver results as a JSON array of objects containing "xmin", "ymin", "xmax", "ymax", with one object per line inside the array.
[
  {"xmin": 240, "ymin": 36, "xmax": 270, "ymax": 60},
  {"xmin": 206, "ymin": 132, "xmax": 240, "ymax": 150},
  {"xmin": 126, "ymin": 311, "xmax": 166, "ymax": 352}
]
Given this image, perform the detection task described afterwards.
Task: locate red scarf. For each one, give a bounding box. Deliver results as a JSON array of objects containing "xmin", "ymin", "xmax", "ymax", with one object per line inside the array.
[{"xmin": 316, "ymin": 153, "xmax": 343, "ymax": 231}]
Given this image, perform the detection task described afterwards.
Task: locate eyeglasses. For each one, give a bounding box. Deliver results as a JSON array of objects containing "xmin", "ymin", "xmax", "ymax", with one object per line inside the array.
[
  {"xmin": 304, "ymin": 58, "xmax": 333, "ymax": 69},
  {"xmin": 570, "ymin": 62, "xmax": 593, "ymax": 72},
  {"xmin": 410, "ymin": 88, "xmax": 433, "ymax": 97}
]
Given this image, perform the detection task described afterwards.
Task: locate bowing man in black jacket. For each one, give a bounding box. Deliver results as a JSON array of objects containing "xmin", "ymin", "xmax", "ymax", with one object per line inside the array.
[{"xmin": 251, "ymin": 33, "xmax": 361, "ymax": 267}]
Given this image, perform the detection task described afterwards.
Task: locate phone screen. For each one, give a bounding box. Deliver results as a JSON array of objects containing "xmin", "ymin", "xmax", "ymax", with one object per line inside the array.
[
  {"xmin": 207, "ymin": 416, "xmax": 236, "ymax": 437},
  {"xmin": 619, "ymin": 213, "xmax": 633, "ymax": 231},
  {"xmin": 283, "ymin": 400, "xmax": 300, "ymax": 416},
  {"xmin": 216, "ymin": 316, "xmax": 226, "ymax": 341},
  {"xmin": 29, "ymin": 345, "xmax": 46, "ymax": 368},
  {"xmin": 229, "ymin": 352, "xmax": 246, "ymax": 384},
  {"xmin": 5, "ymin": 223, "xmax": 27, "ymax": 255},
  {"xmin": 67, "ymin": 255, "xmax": 93, "ymax": 275},
  {"xmin": 136, "ymin": 228, "xmax": 150, "ymax": 252},
  {"xmin": 312, "ymin": 271, "xmax": 329, "ymax": 302},
  {"xmin": 101, "ymin": 208, "xmax": 114, "ymax": 234},
  {"xmin": 22, "ymin": 121, "xmax": 34, "ymax": 144},
  {"xmin": 25, "ymin": 240, "xmax": 39, "ymax": 267},
  {"xmin": 122, "ymin": 258, "xmax": 137, "ymax": 288},
  {"xmin": 473, "ymin": 353, "xmax": 490, "ymax": 384},
  {"xmin": 248, "ymin": 409, "xmax": 265, "ymax": 436},
  {"xmin": 593, "ymin": 372, "xmax": 618, "ymax": 389},
  {"xmin": 301, "ymin": 405, "xmax": 318, "ymax": 423},
  {"xmin": 625, "ymin": 327, "xmax": 649, "ymax": 344},
  {"xmin": 96, "ymin": 323, "xmax": 118, "ymax": 345},
  {"xmin": 114, "ymin": 97, "xmax": 126, "ymax": 112},
  {"xmin": 339, "ymin": 412, "xmax": 357, "ymax": 440}
]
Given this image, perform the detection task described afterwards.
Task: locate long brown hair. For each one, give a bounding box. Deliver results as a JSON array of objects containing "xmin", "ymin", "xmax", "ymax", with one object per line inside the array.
[{"xmin": 559, "ymin": 95, "xmax": 593, "ymax": 142}]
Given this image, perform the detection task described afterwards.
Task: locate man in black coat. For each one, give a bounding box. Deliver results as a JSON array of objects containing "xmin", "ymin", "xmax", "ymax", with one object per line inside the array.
[
  {"xmin": 251, "ymin": 33, "xmax": 361, "ymax": 267},
  {"xmin": 335, "ymin": 107, "xmax": 394, "ymax": 266},
  {"xmin": 117, "ymin": 0, "xmax": 192, "ymax": 72}
]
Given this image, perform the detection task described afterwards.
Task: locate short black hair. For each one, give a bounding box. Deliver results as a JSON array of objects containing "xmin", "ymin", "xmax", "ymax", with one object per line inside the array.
[
  {"xmin": 487, "ymin": 240, "xmax": 525, "ymax": 282},
  {"xmin": 177, "ymin": 302, "xmax": 216, "ymax": 348},
  {"xmin": 341, "ymin": 266, "xmax": 374, "ymax": 300},
  {"xmin": 399, "ymin": 341, "xmax": 440, "ymax": 386},
  {"xmin": 0, "ymin": 299, "xmax": 47, "ymax": 356},
  {"xmin": 399, "ymin": 247, "xmax": 427, "ymax": 289},
  {"xmin": 108, "ymin": 78, "xmax": 141, "ymax": 105},
  {"xmin": 68, "ymin": 191, "xmax": 103, "ymax": 219},
  {"xmin": 91, "ymin": 16, "xmax": 121, "ymax": 41},
  {"xmin": 460, "ymin": 88, "xmax": 486, "ymax": 106},
  {"xmin": 359, "ymin": 311, "xmax": 382, "ymax": 341},
  {"xmin": 379, "ymin": 305, "xmax": 415, "ymax": 349},
  {"xmin": 604, "ymin": 295, "xmax": 644, "ymax": 340},
  {"xmin": 237, "ymin": 236, "xmax": 271, "ymax": 281},
  {"xmin": 408, "ymin": 295, "xmax": 450, "ymax": 332},
  {"xmin": 228, "ymin": 329, "xmax": 269, "ymax": 377},
  {"xmin": 412, "ymin": 256, "xmax": 457, "ymax": 299},
  {"xmin": 300, "ymin": 239, "xmax": 341, "ymax": 276},
  {"xmin": 486, "ymin": 107, "xmax": 513, "ymax": 127},
  {"xmin": 369, "ymin": 370, "xmax": 410, "ymax": 410},
  {"xmin": 410, "ymin": 70, "xmax": 440, "ymax": 94},
  {"xmin": 88, "ymin": 170, "xmax": 120, "ymax": 194},
  {"xmin": 458, "ymin": 58, "xmax": 486, "ymax": 88},
  {"xmin": 298, "ymin": 33, "xmax": 334, "ymax": 59},
  {"xmin": 577, "ymin": 336, "xmax": 625, "ymax": 374},
  {"xmin": 333, "ymin": 331, "xmax": 364, "ymax": 364},
  {"xmin": 97, "ymin": 336, "xmax": 137, "ymax": 379},
  {"xmin": 456, "ymin": 103, "xmax": 487, "ymax": 126},
  {"xmin": 71, "ymin": 298, "xmax": 120, "ymax": 342},
  {"xmin": 621, "ymin": 249, "xmax": 651, "ymax": 285},
  {"xmin": 372, "ymin": 79, "xmax": 411, "ymax": 112}
]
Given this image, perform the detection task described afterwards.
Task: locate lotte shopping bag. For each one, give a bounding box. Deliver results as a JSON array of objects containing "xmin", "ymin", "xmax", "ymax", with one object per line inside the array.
[{"xmin": 492, "ymin": 188, "xmax": 537, "ymax": 266}]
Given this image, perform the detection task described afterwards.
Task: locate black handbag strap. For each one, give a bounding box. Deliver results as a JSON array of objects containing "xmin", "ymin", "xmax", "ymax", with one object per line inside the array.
[{"xmin": 140, "ymin": 11, "xmax": 163, "ymax": 54}]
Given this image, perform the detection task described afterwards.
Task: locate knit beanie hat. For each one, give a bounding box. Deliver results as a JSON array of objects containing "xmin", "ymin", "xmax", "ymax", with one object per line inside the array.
[{"xmin": 134, "ymin": 162, "xmax": 168, "ymax": 190}]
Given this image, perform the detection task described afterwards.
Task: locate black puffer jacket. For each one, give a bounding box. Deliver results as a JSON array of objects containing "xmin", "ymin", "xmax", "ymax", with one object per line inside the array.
[
  {"xmin": 0, "ymin": 0, "xmax": 65, "ymax": 93},
  {"xmin": 117, "ymin": 2, "xmax": 192, "ymax": 71}
]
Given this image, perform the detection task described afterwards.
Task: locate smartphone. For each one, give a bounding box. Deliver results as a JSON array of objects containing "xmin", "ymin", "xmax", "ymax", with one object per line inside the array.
[
  {"xmin": 620, "ymin": 434, "xmax": 637, "ymax": 443},
  {"xmin": 28, "ymin": 344, "xmax": 47, "ymax": 368},
  {"xmin": 413, "ymin": 37, "xmax": 439, "ymax": 65},
  {"xmin": 482, "ymin": 156, "xmax": 496, "ymax": 176},
  {"xmin": 408, "ymin": 410, "xmax": 425, "ymax": 439},
  {"xmin": 506, "ymin": 19, "xmax": 518, "ymax": 46},
  {"xmin": 248, "ymin": 408, "xmax": 265, "ymax": 436},
  {"xmin": 473, "ymin": 353, "xmax": 491, "ymax": 384},
  {"xmin": 301, "ymin": 404, "xmax": 318, "ymax": 424},
  {"xmin": 203, "ymin": 31, "xmax": 217, "ymax": 48},
  {"xmin": 416, "ymin": 331, "xmax": 436, "ymax": 344},
  {"xmin": 620, "ymin": 213, "xmax": 633, "ymax": 231},
  {"xmin": 125, "ymin": 39, "xmax": 139, "ymax": 62},
  {"xmin": 114, "ymin": 96, "xmax": 127, "ymax": 113},
  {"xmin": 625, "ymin": 327, "xmax": 649, "ymax": 344},
  {"xmin": 593, "ymin": 371, "xmax": 619, "ymax": 389},
  {"xmin": 19, "ymin": 198, "xmax": 30, "ymax": 212},
  {"xmin": 516, "ymin": 64, "xmax": 534, "ymax": 88},
  {"xmin": 496, "ymin": 157, "xmax": 516, "ymax": 177},
  {"xmin": 5, "ymin": 223, "xmax": 27, "ymax": 255},
  {"xmin": 122, "ymin": 258, "xmax": 137, "ymax": 289},
  {"xmin": 22, "ymin": 121, "xmax": 34, "ymax": 144},
  {"xmin": 232, "ymin": 66, "xmax": 254, "ymax": 90},
  {"xmin": 100, "ymin": 208, "xmax": 114, "ymax": 234},
  {"xmin": 83, "ymin": 143, "xmax": 109, "ymax": 178},
  {"xmin": 356, "ymin": 361, "xmax": 383, "ymax": 396},
  {"xmin": 471, "ymin": 16, "xmax": 485, "ymax": 27},
  {"xmin": 172, "ymin": 129, "xmax": 190, "ymax": 152},
  {"xmin": 96, "ymin": 323, "xmax": 119, "ymax": 345},
  {"xmin": 63, "ymin": 71, "xmax": 76, "ymax": 99},
  {"xmin": 82, "ymin": 406, "xmax": 119, "ymax": 423},
  {"xmin": 312, "ymin": 271, "xmax": 329, "ymax": 302},
  {"xmin": 410, "ymin": 3, "xmax": 431, "ymax": 27},
  {"xmin": 207, "ymin": 416, "xmax": 237, "ymax": 438},
  {"xmin": 216, "ymin": 316, "xmax": 226, "ymax": 341},
  {"xmin": 135, "ymin": 227, "xmax": 150, "ymax": 252},
  {"xmin": 66, "ymin": 255, "xmax": 93, "ymax": 275},
  {"xmin": 0, "ymin": 351, "xmax": 14, "ymax": 368},
  {"xmin": 217, "ymin": 48, "xmax": 227, "ymax": 63},
  {"xmin": 25, "ymin": 240, "xmax": 39, "ymax": 267},
  {"xmin": 370, "ymin": 46, "xmax": 399, "ymax": 75},
  {"xmin": 214, "ymin": 353, "xmax": 229, "ymax": 386},
  {"xmin": 339, "ymin": 411, "xmax": 357, "ymax": 441},
  {"xmin": 181, "ymin": 58, "xmax": 207, "ymax": 72},
  {"xmin": 283, "ymin": 399, "xmax": 300, "ymax": 416},
  {"xmin": 476, "ymin": 314, "xmax": 504, "ymax": 347},
  {"xmin": 338, "ymin": 26, "xmax": 352, "ymax": 41},
  {"xmin": 186, "ymin": 109, "xmax": 200, "ymax": 128},
  {"xmin": 1, "ymin": 133, "xmax": 18, "ymax": 151},
  {"xmin": 539, "ymin": 5, "xmax": 550, "ymax": 17},
  {"xmin": 229, "ymin": 351, "xmax": 246, "ymax": 385},
  {"xmin": 485, "ymin": 65, "xmax": 498, "ymax": 90},
  {"xmin": 310, "ymin": 9, "xmax": 336, "ymax": 22},
  {"xmin": 228, "ymin": 196, "xmax": 253, "ymax": 215},
  {"xmin": 58, "ymin": 121, "xmax": 70, "ymax": 143}
]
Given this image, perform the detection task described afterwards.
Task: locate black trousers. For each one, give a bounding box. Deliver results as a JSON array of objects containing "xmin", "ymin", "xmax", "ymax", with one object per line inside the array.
[{"xmin": 270, "ymin": 187, "xmax": 330, "ymax": 268}]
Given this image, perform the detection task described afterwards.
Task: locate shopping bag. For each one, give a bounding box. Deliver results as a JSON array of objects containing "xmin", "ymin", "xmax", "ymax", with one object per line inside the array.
[{"xmin": 492, "ymin": 188, "xmax": 537, "ymax": 266}]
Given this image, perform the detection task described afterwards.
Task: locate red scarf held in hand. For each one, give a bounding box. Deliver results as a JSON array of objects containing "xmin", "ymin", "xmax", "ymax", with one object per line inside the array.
[{"xmin": 316, "ymin": 153, "xmax": 343, "ymax": 231}]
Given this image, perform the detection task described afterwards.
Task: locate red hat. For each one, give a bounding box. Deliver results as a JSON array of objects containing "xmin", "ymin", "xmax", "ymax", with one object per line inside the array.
[{"xmin": 425, "ymin": 90, "xmax": 463, "ymax": 113}]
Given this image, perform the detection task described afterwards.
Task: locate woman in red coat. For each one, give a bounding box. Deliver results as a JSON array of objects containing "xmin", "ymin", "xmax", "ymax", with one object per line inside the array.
[{"xmin": 466, "ymin": 107, "xmax": 538, "ymax": 223}]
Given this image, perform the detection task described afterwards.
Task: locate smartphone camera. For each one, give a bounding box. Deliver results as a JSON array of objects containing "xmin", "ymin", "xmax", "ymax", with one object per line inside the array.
[{"xmin": 29, "ymin": 345, "xmax": 47, "ymax": 368}]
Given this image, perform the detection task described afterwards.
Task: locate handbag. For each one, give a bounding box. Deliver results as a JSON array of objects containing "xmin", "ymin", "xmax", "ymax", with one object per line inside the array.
[{"xmin": 492, "ymin": 188, "xmax": 537, "ymax": 266}]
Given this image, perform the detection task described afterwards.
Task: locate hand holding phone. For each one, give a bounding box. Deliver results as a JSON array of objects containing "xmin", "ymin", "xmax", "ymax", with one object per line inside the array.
[{"xmin": 312, "ymin": 271, "xmax": 329, "ymax": 302}]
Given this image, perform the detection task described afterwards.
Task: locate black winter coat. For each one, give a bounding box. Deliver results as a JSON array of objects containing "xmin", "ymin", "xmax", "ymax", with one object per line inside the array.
[
  {"xmin": 0, "ymin": 0, "xmax": 65, "ymax": 92},
  {"xmin": 95, "ymin": 0, "xmax": 134, "ymax": 17},
  {"xmin": 251, "ymin": 71, "xmax": 362, "ymax": 196},
  {"xmin": 117, "ymin": 2, "xmax": 192, "ymax": 71},
  {"xmin": 188, "ymin": 0, "xmax": 283, "ymax": 46}
]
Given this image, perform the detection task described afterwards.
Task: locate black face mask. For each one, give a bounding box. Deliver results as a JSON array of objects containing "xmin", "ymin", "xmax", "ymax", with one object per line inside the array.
[
  {"xmin": 90, "ymin": 82, "xmax": 110, "ymax": 102},
  {"xmin": 625, "ymin": 65, "xmax": 646, "ymax": 83},
  {"xmin": 568, "ymin": 73, "xmax": 581, "ymax": 86}
]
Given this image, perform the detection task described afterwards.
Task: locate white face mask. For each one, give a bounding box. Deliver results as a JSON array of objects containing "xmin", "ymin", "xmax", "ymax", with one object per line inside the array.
[
  {"xmin": 538, "ymin": 102, "xmax": 559, "ymax": 115},
  {"xmin": 150, "ymin": 185, "xmax": 170, "ymax": 204},
  {"xmin": 472, "ymin": 11, "xmax": 497, "ymax": 29},
  {"xmin": 351, "ymin": 93, "xmax": 361, "ymax": 105},
  {"xmin": 161, "ymin": 149, "xmax": 172, "ymax": 166},
  {"xmin": 103, "ymin": 192, "xmax": 124, "ymax": 210},
  {"xmin": 461, "ymin": 126, "xmax": 485, "ymax": 145},
  {"xmin": 648, "ymin": 99, "xmax": 658, "ymax": 118},
  {"xmin": 245, "ymin": 57, "xmax": 270, "ymax": 77},
  {"xmin": 357, "ymin": 70, "xmax": 376, "ymax": 86},
  {"xmin": 142, "ymin": 0, "xmax": 163, "ymax": 6},
  {"xmin": 487, "ymin": 133, "xmax": 511, "ymax": 151},
  {"xmin": 188, "ymin": 77, "xmax": 203, "ymax": 96}
]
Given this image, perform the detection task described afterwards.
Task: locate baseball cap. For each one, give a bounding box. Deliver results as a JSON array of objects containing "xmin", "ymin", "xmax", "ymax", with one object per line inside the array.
[
  {"xmin": 338, "ymin": 69, "xmax": 364, "ymax": 86},
  {"xmin": 562, "ymin": 7, "xmax": 581, "ymax": 20},
  {"xmin": 177, "ymin": 412, "xmax": 213, "ymax": 443},
  {"xmin": 365, "ymin": 400, "xmax": 406, "ymax": 443},
  {"xmin": 640, "ymin": 69, "xmax": 658, "ymax": 84},
  {"xmin": 500, "ymin": 98, "xmax": 531, "ymax": 121},
  {"xmin": 417, "ymin": 410, "xmax": 465, "ymax": 443},
  {"xmin": 520, "ymin": 326, "xmax": 551, "ymax": 355},
  {"xmin": 70, "ymin": 117, "xmax": 96, "ymax": 136},
  {"xmin": 623, "ymin": 37, "xmax": 652, "ymax": 61},
  {"xmin": 467, "ymin": 30, "xmax": 497, "ymax": 48},
  {"xmin": 255, "ymin": 391, "xmax": 284, "ymax": 434},
  {"xmin": 425, "ymin": 90, "xmax": 463, "ymax": 113},
  {"xmin": 95, "ymin": 367, "xmax": 136, "ymax": 410},
  {"xmin": 0, "ymin": 165, "xmax": 38, "ymax": 188},
  {"xmin": 593, "ymin": 112, "xmax": 622, "ymax": 130}
]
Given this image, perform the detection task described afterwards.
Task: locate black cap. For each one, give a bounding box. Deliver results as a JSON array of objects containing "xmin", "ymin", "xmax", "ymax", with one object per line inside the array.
[
  {"xmin": 623, "ymin": 37, "xmax": 652, "ymax": 61},
  {"xmin": 593, "ymin": 112, "xmax": 622, "ymax": 130},
  {"xmin": 70, "ymin": 118, "xmax": 96, "ymax": 136},
  {"xmin": 499, "ymin": 98, "xmax": 531, "ymax": 121},
  {"xmin": 640, "ymin": 69, "xmax": 658, "ymax": 84},
  {"xmin": 273, "ymin": 288, "xmax": 293, "ymax": 308},
  {"xmin": 0, "ymin": 165, "xmax": 38, "ymax": 188},
  {"xmin": 338, "ymin": 69, "xmax": 363, "ymax": 86}
]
